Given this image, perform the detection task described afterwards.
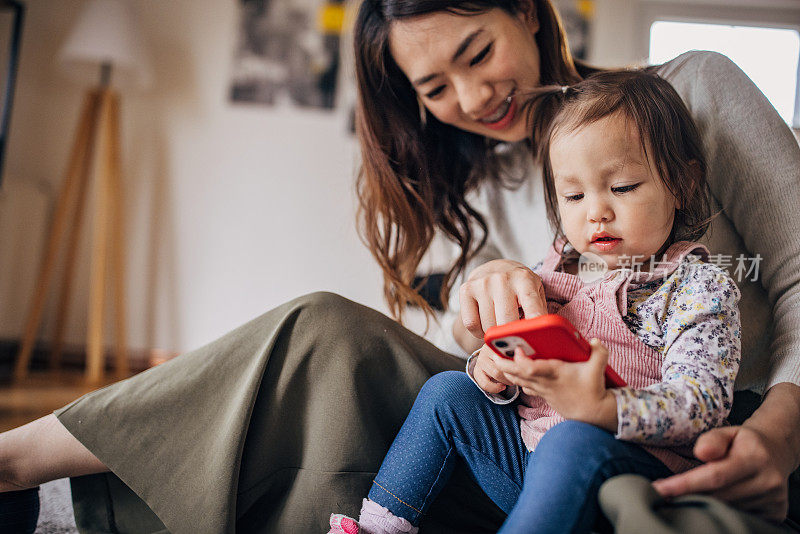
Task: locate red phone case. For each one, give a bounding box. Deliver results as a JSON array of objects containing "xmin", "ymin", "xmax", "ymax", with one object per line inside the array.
[{"xmin": 484, "ymin": 314, "xmax": 626, "ymax": 388}]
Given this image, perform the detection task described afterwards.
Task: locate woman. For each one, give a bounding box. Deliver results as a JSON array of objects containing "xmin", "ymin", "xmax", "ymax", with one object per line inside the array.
[{"xmin": 1, "ymin": 0, "xmax": 799, "ymax": 532}]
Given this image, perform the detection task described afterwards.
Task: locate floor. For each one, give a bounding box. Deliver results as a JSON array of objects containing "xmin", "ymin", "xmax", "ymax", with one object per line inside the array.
[{"xmin": 0, "ymin": 369, "xmax": 130, "ymax": 432}]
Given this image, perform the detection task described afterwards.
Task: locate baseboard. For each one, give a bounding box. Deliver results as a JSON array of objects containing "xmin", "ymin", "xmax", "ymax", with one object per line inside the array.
[{"xmin": 0, "ymin": 339, "xmax": 179, "ymax": 381}]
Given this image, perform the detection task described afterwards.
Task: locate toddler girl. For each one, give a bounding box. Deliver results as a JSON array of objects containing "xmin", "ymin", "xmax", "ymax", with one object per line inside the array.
[{"xmin": 330, "ymin": 70, "xmax": 741, "ymax": 534}]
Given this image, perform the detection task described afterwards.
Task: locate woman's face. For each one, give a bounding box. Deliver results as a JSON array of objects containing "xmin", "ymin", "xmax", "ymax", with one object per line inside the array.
[{"xmin": 389, "ymin": 8, "xmax": 542, "ymax": 142}]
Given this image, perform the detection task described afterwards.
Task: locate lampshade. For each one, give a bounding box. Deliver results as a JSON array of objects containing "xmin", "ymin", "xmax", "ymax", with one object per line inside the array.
[{"xmin": 59, "ymin": 0, "xmax": 152, "ymax": 90}]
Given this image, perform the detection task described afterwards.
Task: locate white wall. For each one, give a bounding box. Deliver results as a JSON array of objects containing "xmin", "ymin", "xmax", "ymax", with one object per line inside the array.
[
  {"xmin": 3, "ymin": 0, "xmax": 798, "ymax": 356},
  {"xmin": 1, "ymin": 0, "xmax": 384, "ymax": 354}
]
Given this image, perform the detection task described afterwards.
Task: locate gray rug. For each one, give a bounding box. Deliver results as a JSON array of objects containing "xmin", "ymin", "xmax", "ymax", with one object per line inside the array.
[{"xmin": 36, "ymin": 478, "xmax": 77, "ymax": 533}]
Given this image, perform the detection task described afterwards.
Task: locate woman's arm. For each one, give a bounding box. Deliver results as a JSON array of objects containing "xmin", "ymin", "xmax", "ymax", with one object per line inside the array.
[
  {"xmin": 653, "ymin": 383, "xmax": 800, "ymax": 520},
  {"xmin": 666, "ymin": 50, "xmax": 800, "ymax": 394},
  {"xmin": 654, "ymin": 51, "xmax": 800, "ymax": 519},
  {"xmin": 745, "ymin": 383, "xmax": 800, "ymax": 473}
]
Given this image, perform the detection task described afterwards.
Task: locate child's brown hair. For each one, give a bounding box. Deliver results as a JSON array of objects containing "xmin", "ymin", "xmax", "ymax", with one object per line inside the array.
[{"xmin": 526, "ymin": 69, "xmax": 713, "ymax": 248}]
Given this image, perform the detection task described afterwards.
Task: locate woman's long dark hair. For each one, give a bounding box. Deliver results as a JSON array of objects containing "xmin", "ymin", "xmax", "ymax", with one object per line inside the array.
[{"xmin": 354, "ymin": 0, "xmax": 594, "ymax": 322}]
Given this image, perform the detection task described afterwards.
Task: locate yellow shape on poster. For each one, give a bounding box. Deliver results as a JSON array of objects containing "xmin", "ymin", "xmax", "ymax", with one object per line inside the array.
[
  {"xmin": 577, "ymin": 0, "xmax": 594, "ymax": 19},
  {"xmin": 318, "ymin": 3, "xmax": 345, "ymax": 34}
]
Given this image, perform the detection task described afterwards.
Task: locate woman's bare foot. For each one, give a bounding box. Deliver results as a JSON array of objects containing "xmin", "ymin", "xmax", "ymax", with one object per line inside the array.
[{"xmin": 0, "ymin": 414, "xmax": 107, "ymax": 491}]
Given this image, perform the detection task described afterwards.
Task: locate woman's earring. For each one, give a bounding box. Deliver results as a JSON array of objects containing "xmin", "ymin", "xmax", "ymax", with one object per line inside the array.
[{"xmin": 417, "ymin": 97, "xmax": 427, "ymax": 127}]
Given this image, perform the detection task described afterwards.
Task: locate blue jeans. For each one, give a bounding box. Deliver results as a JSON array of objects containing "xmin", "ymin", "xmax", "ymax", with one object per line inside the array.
[{"xmin": 368, "ymin": 371, "xmax": 674, "ymax": 534}]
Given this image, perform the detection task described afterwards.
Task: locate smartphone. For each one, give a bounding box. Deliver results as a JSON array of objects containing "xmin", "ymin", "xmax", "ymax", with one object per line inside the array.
[{"xmin": 484, "ymin": 314, "xmax": 626, "ymax": 388}]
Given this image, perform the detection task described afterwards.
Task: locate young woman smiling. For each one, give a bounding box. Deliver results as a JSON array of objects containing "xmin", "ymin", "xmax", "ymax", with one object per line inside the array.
[{"xmin": 0, "ymin": 1, "xmax": 799, "ymax": 532}]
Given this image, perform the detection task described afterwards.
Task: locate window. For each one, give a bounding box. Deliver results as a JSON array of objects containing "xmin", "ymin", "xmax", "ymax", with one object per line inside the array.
[{"xmin": 649, "ymin": 21, "xmax": 800, "ymax": 126}]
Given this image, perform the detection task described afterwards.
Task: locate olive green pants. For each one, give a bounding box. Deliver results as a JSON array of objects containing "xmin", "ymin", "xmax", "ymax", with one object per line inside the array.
[{"xmin": 55, "ymin": 292, "xmax": 797, "ymax": 533}]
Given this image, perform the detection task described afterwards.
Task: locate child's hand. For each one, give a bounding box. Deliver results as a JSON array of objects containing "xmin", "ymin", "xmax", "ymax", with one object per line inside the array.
[
  {"xmin": 472, "ymin": 345, "xmax": 516, "ymax": 395},
  {"xmin": 493, "ymin": 339, "xmax": 618, "ymax": 432}
]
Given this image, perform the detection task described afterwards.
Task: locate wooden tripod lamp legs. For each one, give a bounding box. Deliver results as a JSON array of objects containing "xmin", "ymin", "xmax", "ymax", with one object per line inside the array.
[
  {"xmin": 87, "ymin": 90, "xmax": 129, "ymax": 382},
  {"xmin": 50, "ymin": 95, "xmax": 101, "ymax": 370},
  {"xmin": 14, "ymin": 88, "xmax": 128, "ymax": 384},
  {"xmin": 105, "ymin": 93, "xmax": 130, "ymax": 380}
]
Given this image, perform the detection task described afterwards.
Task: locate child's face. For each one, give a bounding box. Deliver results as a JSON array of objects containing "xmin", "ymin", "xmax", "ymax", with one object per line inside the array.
[{"xmin": 549, "ymin": 112, "xmax": 679, "ymax": 271}]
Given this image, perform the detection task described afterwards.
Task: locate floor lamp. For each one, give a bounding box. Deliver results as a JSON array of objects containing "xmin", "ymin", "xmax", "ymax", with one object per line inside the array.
[{"xmin": 14, "ymin": 0, "xmax": 151, "ymax": 384}]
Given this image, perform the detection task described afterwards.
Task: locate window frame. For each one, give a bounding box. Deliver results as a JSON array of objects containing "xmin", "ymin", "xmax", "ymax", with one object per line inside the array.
[{"xmin": 636, "ymin": 0, "xmax": 800, "ymax": 129}]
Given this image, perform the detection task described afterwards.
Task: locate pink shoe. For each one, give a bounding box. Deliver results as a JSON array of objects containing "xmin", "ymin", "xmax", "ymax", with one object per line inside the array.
[{"xmin": 329, "ymin": 513, "xmax": 360, "ymax": 534}]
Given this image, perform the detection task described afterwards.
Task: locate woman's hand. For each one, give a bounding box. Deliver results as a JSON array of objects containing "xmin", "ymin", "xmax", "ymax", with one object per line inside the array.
[
  {"xmin": 453, "ymin": 259, "xmax": 547, "ymax": 353},
  {"xmin": 652, "ymin": 426, "xmax": 792, "ymax": 520},
  {"xmin": 492, "ymin": 339, "xmax": 618, "ymax": 432},
  {"xmin": 472, "ymin": 345, "xmax": 516, "ymax": 395},
  {"xmin": 651, "ymin": 383, "xmax": 800, "ymax": 521}
]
